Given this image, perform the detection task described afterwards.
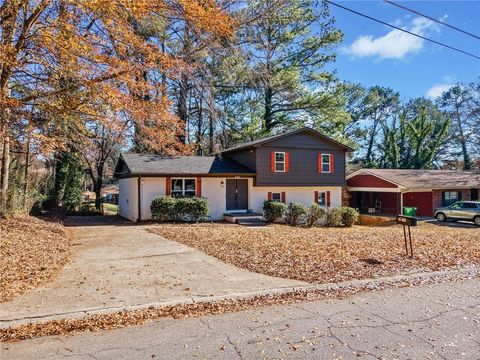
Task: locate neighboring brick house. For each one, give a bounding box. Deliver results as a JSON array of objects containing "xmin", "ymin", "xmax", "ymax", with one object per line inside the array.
[
  {"xmin": 347, "ymin": 169, "xmax": 480, "ymax": 217},
  {"xmin": 114, "ymin": 128, "xmax": 352, "ymax": 221}
]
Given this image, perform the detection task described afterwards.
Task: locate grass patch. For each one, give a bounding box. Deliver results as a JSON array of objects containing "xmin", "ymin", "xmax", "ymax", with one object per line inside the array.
[
  {"xmin": 150, "ymin": 222, "xmax": 480, "ymax": 283},
  {"xmin": 0, "ymin": 215, "xmax": 70, "ymax": 302}
]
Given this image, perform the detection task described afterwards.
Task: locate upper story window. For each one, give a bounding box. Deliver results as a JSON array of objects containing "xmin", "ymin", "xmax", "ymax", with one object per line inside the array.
[
  {"xmin": 275, "ymin": 152, "xmax": 285, "ymax": 172},
  {"xmin": 321, "ymin": 154, "xmax": 331, "ymax": 173},
  {"xmin": 171, "ymin": 178, "xmax": 196, "ymax": 197}
]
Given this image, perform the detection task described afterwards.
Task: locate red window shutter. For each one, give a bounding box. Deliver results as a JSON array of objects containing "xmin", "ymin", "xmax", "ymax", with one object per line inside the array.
[
  {"xmin": 268, "ymin": 192, "xmax": 272, "ymax": 201},
  {"xmin": 314, "ymin": 191, "xmax": 318, "ymax": 203},
  {"xmin": 285, "ymin": 152, "xmax": 289, "ymax": 172},
  {"xmin": 271, "ymin": 152, "xmax": 275, "ymax": 172},
  {"xmin": 281, "ymin": 191, "xmax": 286, "ymax": 203},
  {"xmin": 327, "ymin": 191, "xmax": 331, "ymax": 207},
  {"xmin": 317, "ymin": 154, "xmax": 322, "ymax": 173},
  {"xmin": 196, "ymin": 177, "xmax": 202, "ymax": 197},
  {"xmin": 330, "ymin": 154, "xmax": 334, "ymax": 173},
  {"xmin": 165, "ymin": 176, "xmax": 171, "ymax": 195}
]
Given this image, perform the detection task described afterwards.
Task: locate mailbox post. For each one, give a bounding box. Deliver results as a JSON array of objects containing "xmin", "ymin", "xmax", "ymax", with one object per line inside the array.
[{"xmin": 396, "ymin": 215, "xmax": 417, "ymax": 258}]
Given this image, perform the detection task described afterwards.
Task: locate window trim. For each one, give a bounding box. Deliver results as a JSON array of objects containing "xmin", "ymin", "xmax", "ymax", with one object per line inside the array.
[
  {"xmin": 171, "ymin": 177, "xmax": 197, "ymax": 197},
  {"xmin": 317, "ymin": 191, "xmax": 327, "ymax": 207},
  {"xmin": 321, "ymin": 154, "xmax": 331, "ymax": 173},
  {"xmin": 274, "ymin": 152, "xmax": 286, "ymax": 173}
]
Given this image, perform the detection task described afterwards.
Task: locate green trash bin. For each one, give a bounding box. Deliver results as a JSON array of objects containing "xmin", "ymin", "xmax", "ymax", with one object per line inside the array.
[{"xmin": 403, "ymin": 207, "xmax": 417, "ymax": 217}]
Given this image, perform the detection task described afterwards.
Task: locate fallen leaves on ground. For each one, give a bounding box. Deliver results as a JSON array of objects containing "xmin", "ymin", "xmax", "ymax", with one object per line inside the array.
[
  {"xmin": 0, "ymin": 215, "xmax": 70, "ymax": 302},
  {"xmin": 150, "ymin": 222, "xmax": 480, "ymax": 283},
  {"xmin": 1, "ymin": 270, "xmax": 476, "ymax": 342}
]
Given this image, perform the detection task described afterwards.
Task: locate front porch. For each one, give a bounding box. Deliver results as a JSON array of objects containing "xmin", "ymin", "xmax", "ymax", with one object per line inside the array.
[{"xmin": 349, "ymin": 190, "xmax": 401, "ymax": 216}]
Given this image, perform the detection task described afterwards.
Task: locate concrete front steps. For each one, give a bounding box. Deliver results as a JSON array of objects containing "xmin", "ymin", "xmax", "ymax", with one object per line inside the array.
[{"xmin": 223, "ymin": 212, "xmax": 266, "ymax": 226}]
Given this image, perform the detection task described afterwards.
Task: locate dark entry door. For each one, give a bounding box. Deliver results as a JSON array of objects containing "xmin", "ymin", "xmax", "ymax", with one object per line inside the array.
[
  {"xmin": 226, "ymin": 179, "xmax": 248, "ymax": 210},
  {"xmin": 471, "ymin": 189, "xmax": 479, "ymax": 201}
]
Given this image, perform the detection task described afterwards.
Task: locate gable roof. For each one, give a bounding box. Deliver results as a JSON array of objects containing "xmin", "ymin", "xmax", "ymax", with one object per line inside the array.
[
  {"xmin": 115, "ymin": 153, "xmax": 255, "ymax": 177},
  {"xmin": 347, "ymin": 169, "xmax": 480, "ymax": 189},
  {"xmin": 221, "ymin": 127, "xmax": 353, "ymax": 153}
]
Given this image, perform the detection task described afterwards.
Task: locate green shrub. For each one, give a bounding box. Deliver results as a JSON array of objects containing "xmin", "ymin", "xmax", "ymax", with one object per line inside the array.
[
  {"xmin": 340, "ymin": 207, "xmax": 359, "ymax": 227},
  {"xmin": 151, "ymin": 196, "xmax": 178, "ymax": 221},
  {"xmin": 286, "ymin": 202, "xmax": 308, "ymax": 226},
  {"xmin": 324, "ymin": 207, "xmax": 342, "ymax": 227},
  {"xmin": 263, "ymin": 201, "xmax": 287, "ymax": 223},
  {"xmin": 176, "ymin": 197, "xmax": 209, "ymax": 222},
  {"xmin": 151, "ymin": 196, "xmax": 209, "ymax": 222},
  {"xmin": 306, "ymin": 203, "xmax": 325, "ymax": 227}
]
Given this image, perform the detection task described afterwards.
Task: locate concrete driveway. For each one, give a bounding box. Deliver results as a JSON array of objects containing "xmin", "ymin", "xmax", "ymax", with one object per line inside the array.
[{"xmin": 0, "ymin": 216, "xmax": 304, "ymax": 328}]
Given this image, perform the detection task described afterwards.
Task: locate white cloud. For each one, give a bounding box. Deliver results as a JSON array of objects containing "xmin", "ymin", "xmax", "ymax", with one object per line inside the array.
[
  {"xmin": 426, "ymin": 83, "xmax": 453, "ymax": 99},
  {"xmin": 343, "ymin": 17, "xmax": 439, "ymax": 60}
]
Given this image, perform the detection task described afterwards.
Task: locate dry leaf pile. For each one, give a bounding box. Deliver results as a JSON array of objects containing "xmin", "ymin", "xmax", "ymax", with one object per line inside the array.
[
  {"xmin": 151, "ymin": 223, "xmax": 480, "ymax": 283},
  {"xmin": 1, "ymin": 269, "xmax": 475, "ymax": 342},
  {"xmin": 0, "ymin": 215, "xmax": 70, "ymax": 302}
]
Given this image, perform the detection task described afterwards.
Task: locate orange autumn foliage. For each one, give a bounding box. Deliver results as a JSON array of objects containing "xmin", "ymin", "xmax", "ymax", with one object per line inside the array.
[{"xmin": 0, "ymin": 0, "xmax": 234, "ymax": 152}]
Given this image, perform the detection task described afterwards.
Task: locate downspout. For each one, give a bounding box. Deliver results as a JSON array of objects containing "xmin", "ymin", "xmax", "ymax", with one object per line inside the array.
[{"xmin": 137, "ymin": 176, "xmax": 142, "ymax": 222}]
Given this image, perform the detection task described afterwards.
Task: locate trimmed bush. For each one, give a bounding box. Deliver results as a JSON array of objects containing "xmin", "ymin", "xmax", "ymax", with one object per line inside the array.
[
  {"xmin": 176, "ymin": 197, "xmax": 209, "ymax": 222},
  {"xmin": 151, "ymin": 196, "xmax": 177, "ymax": 221},
  {"xmin": 324, "ymin": 207, "xmax": 342, "ymax": 227},
  {"xmin": 263, "ymin": 201, "xmax": 287, "ymax": 223},
  {"xmin": 286, "ymin": 202, "xmax": 308, "ymax": 226},
  {"xmin": 306, "ymin": 203, "xmax": 325, "ymax": 227},
  {"xmin": 151, "ymin": 196, "xmax": 209, "ymax": 222},
  {"xmin": 340, "ymin": 206, "xmax": 359, "ymax": 227}
]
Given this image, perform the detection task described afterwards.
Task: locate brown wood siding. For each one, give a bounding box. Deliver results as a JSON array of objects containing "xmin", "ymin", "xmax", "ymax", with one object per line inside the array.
[
  {"xmin": 226, "ymin": 148, "xmax": 256, "ymax": 171},
  {"xmin": 347, "ymin": 174, "xmax": 398, "ymax": 188},
  {"xmin": 254, "ymin": 133, "xmax": 347, "ymax": 187},
  {"xmin": 266, "ymin": 133, "xmax": 345, "ymax": 150}
]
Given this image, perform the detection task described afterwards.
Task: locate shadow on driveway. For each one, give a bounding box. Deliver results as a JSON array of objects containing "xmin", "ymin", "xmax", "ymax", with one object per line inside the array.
[
  {"xmin": 63, "ymin": 215, "xmax": 135, "ymax": 227},
  {"xmin": 422, "ymin": 219, "xmax": 478, "ymax": 229}
]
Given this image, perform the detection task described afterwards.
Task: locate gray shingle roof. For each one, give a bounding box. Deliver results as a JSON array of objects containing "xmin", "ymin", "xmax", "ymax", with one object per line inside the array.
[
  {"xmin": 118, "ymin": 154, "xmax": 255, "ymax": 176},
  {"xmin": 350, "ymin": 169, "xmax": 480, "ymax": 189},
  {"xmin": 221, "ymin": 127, "xmax": 353, "ymax": 153}
]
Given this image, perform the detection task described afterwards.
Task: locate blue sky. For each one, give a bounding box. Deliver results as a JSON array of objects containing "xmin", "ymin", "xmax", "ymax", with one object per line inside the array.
[{"xmin": 325, "ymin": 0, "xmax": 480, "ymax": 100}]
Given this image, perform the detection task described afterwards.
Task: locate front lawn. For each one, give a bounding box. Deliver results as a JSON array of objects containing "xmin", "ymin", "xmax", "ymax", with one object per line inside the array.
[
  {"xmin": 0, "ymin": 216, "xmax": 70, "ymax": 302},
  {"xmin": 150, "ymin": 222, "xmax": 480, "ymax": 283}
]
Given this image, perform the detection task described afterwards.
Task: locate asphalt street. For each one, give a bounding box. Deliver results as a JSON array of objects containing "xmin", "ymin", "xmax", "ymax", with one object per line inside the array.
[{"xmin": 2, "ymin": 279, "xmax": 479, "ymax": 359}]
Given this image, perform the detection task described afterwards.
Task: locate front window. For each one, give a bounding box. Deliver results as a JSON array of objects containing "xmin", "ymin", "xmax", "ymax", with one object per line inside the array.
[
  {"xmin": 317, "ymin": 191, "xmax": 327, "ymax": 206},
  {"xmin": 271, "ymin": 192, "xmax": 282, "ymax": 202},
  {"xmin": 275, "ymin": 152, "xmax": 285, "ymax": 172},
  {"xmin": 321, "ymin": 154, "xmax": 331, "ymax": 173},
  {"xmin": 171, "ymin": 178, "xmax": 196, "ymax": 197},
  {"xmin": 443, "ymin": 191, "xmax": 458, "ymax": 206}
]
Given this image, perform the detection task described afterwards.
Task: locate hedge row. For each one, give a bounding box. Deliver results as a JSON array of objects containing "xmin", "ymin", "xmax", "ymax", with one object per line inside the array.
[{"xmin": 263, "ymin": 201, "xmax": 359, "ymax": 227}]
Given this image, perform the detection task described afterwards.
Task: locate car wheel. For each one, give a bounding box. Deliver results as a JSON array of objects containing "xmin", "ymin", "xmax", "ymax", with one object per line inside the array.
[
  {"xmin": 474, "ymin": 216, "xmax": 480, "ymax": 226},
  {"xmin": 436, "ymin": 213, "xmax": 446, "ymax": 222}
]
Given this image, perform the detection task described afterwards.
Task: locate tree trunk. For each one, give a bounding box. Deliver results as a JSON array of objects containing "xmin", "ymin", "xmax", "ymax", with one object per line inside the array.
[
  {"xmin": 94, "ymin": 163, "xmax": 104, "ymax": 210},
  {"xmin": 264, "ymin": 85, "xmax": 274, "ymax": 131},
  {"xmin": 23, "ymin": 132, "xmax": 31, "ymax": 211},
  {"xmin": 196, "ymin": 98, "xmax": 203, "ymax": 155},
  {"xmin": 455, "ymin": 110, "xmax": 472, "ymax": 170},
  {"xmin": 0, "ymin": 112, "xmax": 10, "ymax": 212}
]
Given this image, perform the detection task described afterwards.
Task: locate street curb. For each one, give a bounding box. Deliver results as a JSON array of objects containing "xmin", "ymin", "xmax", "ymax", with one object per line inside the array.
[{"xmin": 1, "ymin": 266, "xmax": 477, "ymax": 330}]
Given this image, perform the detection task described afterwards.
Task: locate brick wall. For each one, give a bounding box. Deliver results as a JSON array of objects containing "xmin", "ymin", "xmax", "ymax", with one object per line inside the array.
[{"xmin": 432, "ymin": 189, "xmax": 471, "ymax": 209}]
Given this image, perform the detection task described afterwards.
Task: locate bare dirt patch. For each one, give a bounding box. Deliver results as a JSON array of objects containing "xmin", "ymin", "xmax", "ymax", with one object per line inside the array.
[
  {"xmin": 150, "ymin": 222, "xmax": 480, "ymax": 283},
  {"xmin": 0, "ymin": 216, "xmax": 70, "ymax": 302}
]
